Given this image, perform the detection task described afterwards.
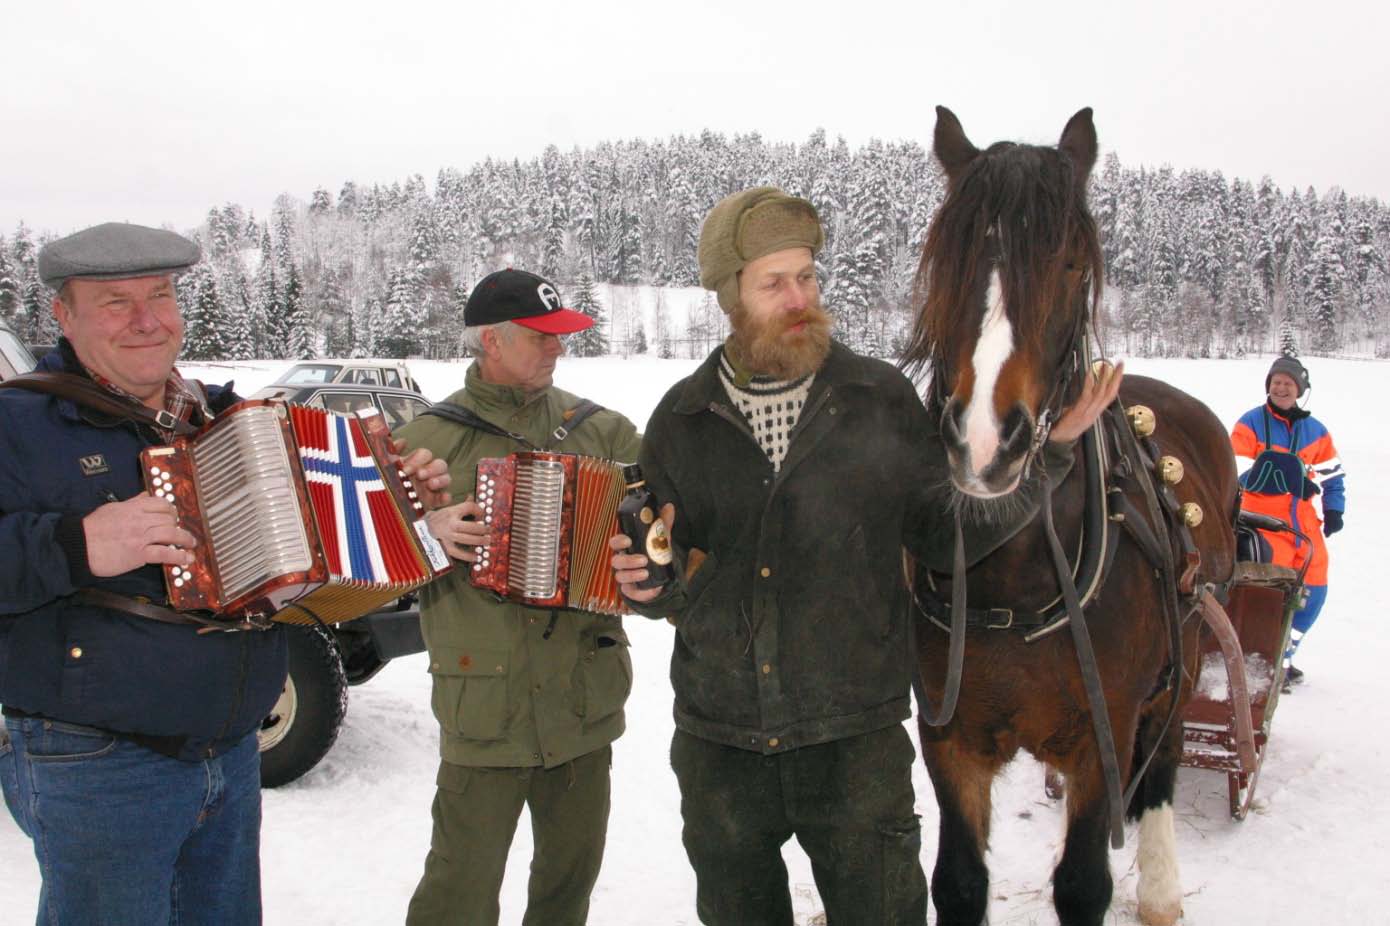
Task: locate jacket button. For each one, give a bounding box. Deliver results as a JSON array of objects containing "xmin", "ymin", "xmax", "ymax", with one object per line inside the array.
[
  {"xmin": 768, "ymin": 737, "xmax": 780, "ymax": 748},
  {"xmin": 829, "ymin": 406, "xmax": 837, "ymax": 415},
  {"xmin": 430, "ymin": 662, "xmax": 440, "ymax": 671},
  {"xmin": 495, "ymin": 665, "xmax": 504, "ymax": 673},
  {"xmin": 760, "ymin": 566, "xmax": 771, "ymax": 578},
  {"xmin": 69, "ymin": 647, "xmax": 83, "ymax": 659},
  {"xmin": 762, "ymin": 663, "xmax": 771, "ymax": 675}
]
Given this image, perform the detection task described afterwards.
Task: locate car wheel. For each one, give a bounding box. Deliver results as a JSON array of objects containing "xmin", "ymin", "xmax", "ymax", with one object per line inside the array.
[{"xmin": 258, "ymin": 625, "xmax": 348, "ymax": 788}]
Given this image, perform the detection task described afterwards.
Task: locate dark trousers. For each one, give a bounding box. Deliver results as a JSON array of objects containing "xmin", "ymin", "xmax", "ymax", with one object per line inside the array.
[
  {"xmin": 670, "ymin": 725, "xmax": 927, "ymax": 926},
  {"xmin": 405, "ymin": 745, "xmax": 612, "ymax": 926}
]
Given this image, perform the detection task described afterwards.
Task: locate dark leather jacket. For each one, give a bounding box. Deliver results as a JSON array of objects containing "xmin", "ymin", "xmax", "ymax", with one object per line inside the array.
[{"xmin": 629, "ymin": 342, "xmax": 1073, "ymax": 754}]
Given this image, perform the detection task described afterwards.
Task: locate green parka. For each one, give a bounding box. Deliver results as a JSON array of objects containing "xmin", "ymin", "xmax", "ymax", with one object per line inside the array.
[
  {"xmin": 394, "ymin": 364, "xmax": 643, "ymax": 769},
  {"xmin": 627, "ymin": 342, "xmax": 1076, "ymax": 754}
]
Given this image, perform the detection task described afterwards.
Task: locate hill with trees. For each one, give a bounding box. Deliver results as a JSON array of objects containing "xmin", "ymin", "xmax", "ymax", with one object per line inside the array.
[{"xmin": 3, "ymin": 130, "xmax": 1386, "ymax": 361}]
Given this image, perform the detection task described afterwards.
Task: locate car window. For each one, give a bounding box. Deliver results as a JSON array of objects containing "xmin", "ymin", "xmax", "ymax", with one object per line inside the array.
[
  {"xmin": 379, "ymin": 394, "xmax": 431, "ymax": 430},
  {"xmin": 317, "ymin": 392, "xmax": 379, "ymax": 416},
  {"xmin": 347, "ymin": 368, "xmax": 382, "ymax": 386},
  {"xmin": 0, "ymin": 329, "xmax": 36, "ymax": 380},
  {"xmin": 281, "ymin": 364, "xmax": 337, "ymax": 385},
  {"xmin": 383, "ymin": 370, "xmax": 402, "ymax": 388}
]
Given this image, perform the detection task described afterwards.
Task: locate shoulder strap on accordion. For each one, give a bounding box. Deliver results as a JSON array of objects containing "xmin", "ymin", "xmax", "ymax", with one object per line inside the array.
[
  {"xmin": 421, "ymin": 402, "xmax": 541, "ymax": 449},
  {"xmin": 0, "ymin": 372, "xmax": 200, "ymax": 437},
  {"xmin": 421, "ymin": 399, "xmax": 607, "ymax": 449},
  {"xmin": 551, "ymin": 400, "xmax": 603, "ymax": 444}
]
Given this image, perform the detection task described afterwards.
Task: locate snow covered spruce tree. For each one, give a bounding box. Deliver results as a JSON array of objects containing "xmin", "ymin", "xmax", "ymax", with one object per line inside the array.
[{"xmin": 566, "ymin": 273, "xmax": 608, "ymax": 357}]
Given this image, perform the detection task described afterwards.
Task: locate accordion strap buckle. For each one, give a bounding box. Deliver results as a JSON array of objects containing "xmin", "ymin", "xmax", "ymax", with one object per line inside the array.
[
  {"xmin": 551, "ymin": 425, "xmax": 570, "ymax": 442},
  {"xmin": 153, "ymin": 410, "xmax": 179, "ymax": 430}
]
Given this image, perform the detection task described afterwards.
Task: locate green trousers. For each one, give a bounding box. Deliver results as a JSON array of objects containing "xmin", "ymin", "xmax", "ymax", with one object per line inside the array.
[{"xmin": 406, "ymin": 745, "xmax": 612, "ymax": 926}]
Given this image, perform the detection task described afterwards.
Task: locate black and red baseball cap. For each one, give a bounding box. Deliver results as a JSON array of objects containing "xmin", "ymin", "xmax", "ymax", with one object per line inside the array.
[{"xmin": 464, "ymin": 269, "xmax": 594, "ymax": 334}]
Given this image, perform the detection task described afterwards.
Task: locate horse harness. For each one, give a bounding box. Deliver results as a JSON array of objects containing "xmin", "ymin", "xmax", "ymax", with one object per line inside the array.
[{"xmin": 912, "ymin": 345, "xmax": 1218, "ymax": 849}]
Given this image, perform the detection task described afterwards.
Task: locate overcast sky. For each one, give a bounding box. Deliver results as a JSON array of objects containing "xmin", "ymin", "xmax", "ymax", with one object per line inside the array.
[{"xmin": 6, "ymin": 0, "xmax": 1387, "ymax": 237}]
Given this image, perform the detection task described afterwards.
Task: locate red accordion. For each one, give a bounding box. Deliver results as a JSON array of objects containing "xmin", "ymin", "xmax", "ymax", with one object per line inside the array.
[
  {"xmin": 142, "ymin": 401, "xmax": 451, "ymax": 625},
  {"xmin": 469, "ymin": 451, "xmax": 627, "ymax": 616}
]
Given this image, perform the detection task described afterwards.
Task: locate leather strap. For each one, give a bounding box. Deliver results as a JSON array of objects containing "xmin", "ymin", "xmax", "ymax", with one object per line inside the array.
[
  {"xmin": 72, "ymin": 589, "xmax": 272, "ymax": 633},
  {"xmin": 422, "ymin": 399, "xmax": 607, "ymax": 451},
  {"xmin": 0, "ymin": 372, "xmax": 199, "ymax": 437}
]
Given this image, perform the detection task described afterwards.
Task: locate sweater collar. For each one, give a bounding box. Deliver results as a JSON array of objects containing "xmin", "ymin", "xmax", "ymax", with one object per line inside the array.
[{"xmin": 673, "ymin": 340, "xmax": 869, "ymax": 415}]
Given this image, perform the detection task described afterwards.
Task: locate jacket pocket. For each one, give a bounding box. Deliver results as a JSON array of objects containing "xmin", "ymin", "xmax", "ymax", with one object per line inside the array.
[
  {"xmin": 675, "ymin": 551, "xmax": 721, "ymax": 651},
  {"xmin": 428, "ymin": 647, "xmax": 511, "ymax": 742},
  {"xmin": 571, "ymin": 625, "xmax": 632, "ymax": 729}
]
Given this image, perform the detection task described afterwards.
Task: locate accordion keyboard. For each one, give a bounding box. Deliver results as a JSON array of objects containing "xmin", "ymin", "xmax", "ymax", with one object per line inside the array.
[
  {"xmin": 510, "ymin": 457, "xmax": 567, "ymax": 599},
  {"xmin": 190, "ymin": 404, "xmax": 314, "ymax": 601}
]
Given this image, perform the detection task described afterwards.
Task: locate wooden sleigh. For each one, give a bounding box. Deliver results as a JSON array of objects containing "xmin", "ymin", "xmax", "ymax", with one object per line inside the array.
[{"xmin": 1181, "ymin": 511, "xmax": 1310, "ymax": 819}]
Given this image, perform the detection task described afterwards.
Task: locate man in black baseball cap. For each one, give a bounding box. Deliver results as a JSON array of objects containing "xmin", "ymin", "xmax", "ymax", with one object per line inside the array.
[{"xmin": 395, "ymin": 267, "xmax": 640, "ymax": 925}]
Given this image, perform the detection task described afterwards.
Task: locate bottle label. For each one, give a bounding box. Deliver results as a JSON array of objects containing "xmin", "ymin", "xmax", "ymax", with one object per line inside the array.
[{"xmin": 646, "ymin": 517, "xmax": 674, "ymax": 565}]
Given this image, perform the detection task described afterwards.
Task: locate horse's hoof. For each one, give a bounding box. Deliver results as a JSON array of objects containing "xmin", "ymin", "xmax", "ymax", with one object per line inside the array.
[{"xmin": 1138, "ymin": 897, "xmax": 1182, "ymax": 926}]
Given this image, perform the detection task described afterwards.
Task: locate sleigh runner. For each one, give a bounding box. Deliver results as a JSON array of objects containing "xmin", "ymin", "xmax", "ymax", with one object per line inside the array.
[{"xmin": 1181, "ymin": 512, "xmax": 1309, "ymax": 819}]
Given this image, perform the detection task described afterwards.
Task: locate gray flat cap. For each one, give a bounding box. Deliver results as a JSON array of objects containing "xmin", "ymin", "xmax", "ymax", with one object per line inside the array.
[{"xmin": 38, "ymin": 222, "xmax": 201, "ymax": 290}]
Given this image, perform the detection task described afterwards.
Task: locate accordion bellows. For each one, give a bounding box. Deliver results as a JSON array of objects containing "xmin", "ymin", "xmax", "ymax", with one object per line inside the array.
[
  {"xmin": 470, "ymin": 451, "xmax": 627, "ymax": 616},
  {"xmin": 143, "ymin": 401, "xmax": 450, "ymax": 624}
]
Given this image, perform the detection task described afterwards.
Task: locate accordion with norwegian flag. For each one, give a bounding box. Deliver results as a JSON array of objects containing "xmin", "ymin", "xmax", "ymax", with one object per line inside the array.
[{"xmin": 141, "ymin": 400, "xmax": 451, "ymax": 625}]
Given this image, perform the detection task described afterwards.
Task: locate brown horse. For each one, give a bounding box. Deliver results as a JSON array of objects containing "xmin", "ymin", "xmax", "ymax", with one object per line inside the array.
[{"xmin": 902, "ymin": 108, "xmax": 1239, "ymax": 926}]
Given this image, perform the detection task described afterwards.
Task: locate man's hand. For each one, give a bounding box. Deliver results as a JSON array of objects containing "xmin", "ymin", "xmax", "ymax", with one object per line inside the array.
[
  {"xmin": 609, "ymin": 503, "xmax": 676, "ymax": 603},
  {"xmin": 83, "ymin": 494, "xmax": 197, "ymax": 578},
  {"xmin": 392, "ymin": 438, "xmax": 452, "ymax": 510},
  {"xmin": 1049, "ymin": 360, "xmax": 1125, "ymax": 444},
  {"xmin": 424, "ymin": 497, "xmax": 490, "ymax": 562}
]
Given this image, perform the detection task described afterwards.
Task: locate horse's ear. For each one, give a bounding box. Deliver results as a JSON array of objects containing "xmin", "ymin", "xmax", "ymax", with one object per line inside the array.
[
  {"xmin": 934, "ymin": 106, "xmax": 980, "ymax": 180},
  {"xmin": 1058, "ymin": 107, "xmax": 1098, "ymax": 186}
]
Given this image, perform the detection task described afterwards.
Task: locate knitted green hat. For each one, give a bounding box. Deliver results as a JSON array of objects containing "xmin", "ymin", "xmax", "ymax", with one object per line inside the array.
[{"xmin": 697, "ymin": 187, "xmax": 824, "ymax": 312}]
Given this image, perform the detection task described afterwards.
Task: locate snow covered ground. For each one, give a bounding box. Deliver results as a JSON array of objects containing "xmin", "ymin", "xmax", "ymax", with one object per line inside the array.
[{"xmin": 3, "ymin": 352, "xmax": 1385, "ymax": 925}]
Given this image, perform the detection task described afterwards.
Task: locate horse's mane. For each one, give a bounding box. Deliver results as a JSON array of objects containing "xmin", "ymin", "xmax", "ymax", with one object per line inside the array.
[{"xmin": 901, "ymin": 140, "xmax": 1104, "ymax": 391}]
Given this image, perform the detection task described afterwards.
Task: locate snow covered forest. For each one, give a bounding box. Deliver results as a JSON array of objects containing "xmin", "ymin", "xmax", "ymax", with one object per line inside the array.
[{"xmin": 2, "ymin": 129, "xmax": 1387, "ymax": 361}]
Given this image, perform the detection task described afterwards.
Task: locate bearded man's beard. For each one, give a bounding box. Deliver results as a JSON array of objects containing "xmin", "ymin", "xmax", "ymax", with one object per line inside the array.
[{"xmin": 726, "ymin": 298, "xmax": 833, "ymax": 380}]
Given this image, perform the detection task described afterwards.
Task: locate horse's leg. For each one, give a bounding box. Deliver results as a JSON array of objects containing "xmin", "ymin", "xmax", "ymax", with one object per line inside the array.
[
  {"xmin": 1052, "ymin": 753, "xmax": 1114, "ymax": 926},
  {"xmin": 920, "ymin": 732, "xmax": 995, "ymax": 926},
  {"xmin": 1127, "ymin": 696, "xmax": 1186, "ymax": 925}
]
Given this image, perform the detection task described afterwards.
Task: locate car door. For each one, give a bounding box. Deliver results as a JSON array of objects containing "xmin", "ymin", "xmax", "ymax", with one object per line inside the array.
[{"xmin": 377, "ymin": 393, "xmax": 431, "ymax": 430}]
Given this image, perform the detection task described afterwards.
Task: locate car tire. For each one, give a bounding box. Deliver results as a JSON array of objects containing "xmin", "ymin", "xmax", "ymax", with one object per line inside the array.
[{"xmin": 258, "ymin": 625, "xmax": 349, "ymax": 788}]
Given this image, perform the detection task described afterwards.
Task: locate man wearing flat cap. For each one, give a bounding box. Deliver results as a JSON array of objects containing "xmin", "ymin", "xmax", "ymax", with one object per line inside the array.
[
  {"xmin": 609, "ymin": 188, "xmax": 1119, "ymax": 924},
  {"xmin": 0, "ymin": 222, "xmax": 446, "ymax": 924},
  {"xmin": 394, "ymin": 268, "xmax": 642, "ymax": 925}
]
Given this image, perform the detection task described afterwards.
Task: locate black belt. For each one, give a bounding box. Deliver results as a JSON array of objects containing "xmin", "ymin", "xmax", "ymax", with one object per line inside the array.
[{"xmin": 2, "ymin": 705, "xmax": 190, "ymax": 760}]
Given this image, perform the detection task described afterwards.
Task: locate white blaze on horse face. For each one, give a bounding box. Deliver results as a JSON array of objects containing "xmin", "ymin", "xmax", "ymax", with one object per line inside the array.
[
  {"xmin": 1136, "ymin": 803, "xmax": 1182, "ymax": 926},
  {"xmin": 961, "ymin": 270, "xmax": 1015, "ymax": 484}
]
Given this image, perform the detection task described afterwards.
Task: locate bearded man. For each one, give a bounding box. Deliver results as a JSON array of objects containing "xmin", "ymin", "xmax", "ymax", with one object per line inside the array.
[{"xmin": 610, "ymin": 187, "xmax": 1119, "ymax": 925}]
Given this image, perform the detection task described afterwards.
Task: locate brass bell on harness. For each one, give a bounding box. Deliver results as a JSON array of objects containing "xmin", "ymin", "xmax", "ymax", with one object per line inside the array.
[
  {"xmin": 1127, "ymin": 405, "xmax": 1156, "ymax": 437},
  {"xmin": 1179, "ymin": 502, "xmax": 1204, "ymax": 527},
  {"xmin": 1157, "ymin": 455, "xmax": 1184, "ymax": 485}
]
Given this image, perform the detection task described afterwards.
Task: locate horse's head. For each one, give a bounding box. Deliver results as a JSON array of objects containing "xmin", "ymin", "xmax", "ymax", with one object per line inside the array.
[{"xmin": 905, "ymin": 107, "xmax": 1103, "ymax": 499}]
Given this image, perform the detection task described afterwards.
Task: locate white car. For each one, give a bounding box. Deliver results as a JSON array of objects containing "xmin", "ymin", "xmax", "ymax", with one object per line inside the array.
[
  {"xmin": 269, "ymin": 360, "xmax": 422, "ymax": 393},
  {"xmin": 0, "ymin": 320, "xmax": 38, "ymax": 381}
]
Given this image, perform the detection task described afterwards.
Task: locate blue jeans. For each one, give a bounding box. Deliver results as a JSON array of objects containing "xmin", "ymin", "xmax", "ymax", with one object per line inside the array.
[{"xmin": 0, "ymin": 717, "xmax": 263, "ymax": 926}]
